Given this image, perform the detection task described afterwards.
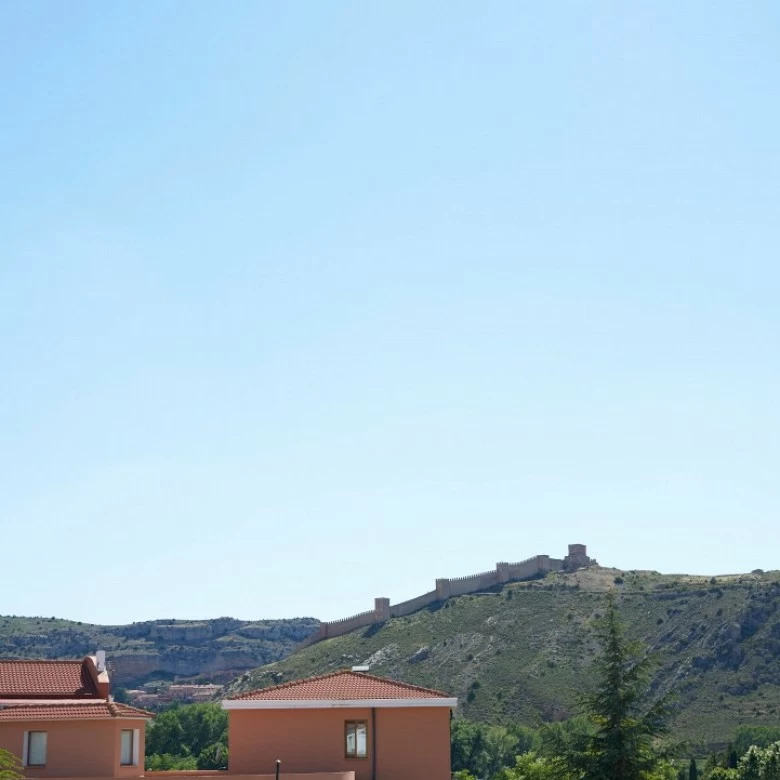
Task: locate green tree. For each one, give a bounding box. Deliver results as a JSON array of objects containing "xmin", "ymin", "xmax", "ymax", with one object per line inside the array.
[
  {"xmin": 144, "ymin": 702, "xmax": 228, "ymax": 771},
  {"xmin": 196, "ymin": 742, "xmax": 228, "ymax": 771},
  {"xmin": 543, "ymin": 597, "xmax": 670, "ymax": 780},
  {"xmin": 738, "ymin": 747, "xmax": 762, "ymax": 780},
  {"xmin": 507, "ymin": 723, "xmax": 540, "ymax": 756},
  {"xmin": 113, "ymin": 686, "xmax": 131, "ymax": 704},
  {"xmin": 476, "ymin": 726, "xmax": 523, "ymax": 779},
  {"xmin": 451, "ymin": 719, "xmax": 537, "ymax": 779},
  {"xmin": 648, "ymin": 763, "xmax": 679, "ymax": 780},
  {"xmin": 689, "ymin": 758, "xmax": 698, "ymax": 780},
  {"xmin": 145, "ymin": 707, "xmax": 187, "ymax": 756},
  {"xmin": 451, "ymin": 719, "xmax": 486, "ymax": 776},
  {"xmin": 709, "ymin": 770, "xmax": 738, "ymax": 780},
  {"xmin": 0, "ymin": 750, "xmax": 23, "ymax": 780},
  {"xmin": 734, "ymin": 729, "xmax": 780, "ymax": 758},
  {"xmin": 759, "ymin": 742, "xmax": 780, "ymax": 780},
  {"xmin": 493, "ymin": 751, "xmax": 557, "ymax": 780}
]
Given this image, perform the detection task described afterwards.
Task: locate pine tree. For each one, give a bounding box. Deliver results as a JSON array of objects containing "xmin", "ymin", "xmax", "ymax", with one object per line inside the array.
[
  {"xmin": 544, "ymin": 596, "xmax": 670, "ymax": 780},
  {"xmin": 689, "ymin": 757, "xmax": 698, "ymax": 780}
]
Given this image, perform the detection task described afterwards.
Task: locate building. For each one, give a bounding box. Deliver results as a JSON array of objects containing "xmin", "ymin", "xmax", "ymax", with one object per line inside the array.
[
  {"xmin": 223, "ymin": 670, "xmax": 457, "ymax": 780},
  {"xmin": 165, "ymin": 684, "xmax": 222, "ymax": 702},
  {"xmin": 0, "ymin": 654, "xmax": 152, "ymax": 778},
  {"xmin": 124, "ymin": 683, "xmax": 223, "ymax": 710}
]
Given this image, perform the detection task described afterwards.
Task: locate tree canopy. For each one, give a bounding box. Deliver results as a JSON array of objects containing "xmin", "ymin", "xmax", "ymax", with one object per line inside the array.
[{"xmin": 145, "ymin": 702, "xmax": 227, "ymax": 770}]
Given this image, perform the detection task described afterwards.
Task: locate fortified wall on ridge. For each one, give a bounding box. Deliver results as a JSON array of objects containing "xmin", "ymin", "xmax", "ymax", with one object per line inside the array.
[{"xmin": 301, "ymin": 543, "xmax": 594, "ymax": 648}]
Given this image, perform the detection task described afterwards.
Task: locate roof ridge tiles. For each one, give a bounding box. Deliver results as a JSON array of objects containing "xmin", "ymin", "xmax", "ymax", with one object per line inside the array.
[
  {"xmin": 0, "ymin": 699, "xmax": 108, "ymax": 705},
  {"xmin": 229, "ymin": 669, "xmax": 451, "ymax": 701},
  {"xmin": 344, "ymin": 670, "xmax": 452, "ymax": 697},
  {"xmin": 0, "ymin": 659, "xmax": 84, "ymax": 664}
]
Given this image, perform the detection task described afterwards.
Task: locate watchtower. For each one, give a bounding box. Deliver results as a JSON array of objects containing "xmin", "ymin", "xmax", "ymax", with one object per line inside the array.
[{"xmin": 563, "ymin": 543, "xmax": 592, "ymax": 571}]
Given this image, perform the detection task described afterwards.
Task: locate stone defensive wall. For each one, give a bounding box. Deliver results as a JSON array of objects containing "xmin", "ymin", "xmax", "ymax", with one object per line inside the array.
[
  {"xmin": 389, "ymin": 590, "xmax": 438, "ymax": 619},
  {"xmin": 299, "ymin": 544, "xmax": 592, "ymax": 648},
  {"xmin": 318, "ymin": 609, "xmax": 376, "ymax": 638}
]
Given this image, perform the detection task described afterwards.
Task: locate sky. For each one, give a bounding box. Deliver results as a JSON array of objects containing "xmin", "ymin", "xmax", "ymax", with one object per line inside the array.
[{"xmin": 1, "ymin": 2, "xmax": 778, "ymax": 626}]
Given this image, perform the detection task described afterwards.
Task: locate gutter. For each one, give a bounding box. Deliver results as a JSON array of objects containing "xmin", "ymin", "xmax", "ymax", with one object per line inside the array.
[{"xmin": 371, "ymin": 707, "xmax": 376, "ymax": 780}]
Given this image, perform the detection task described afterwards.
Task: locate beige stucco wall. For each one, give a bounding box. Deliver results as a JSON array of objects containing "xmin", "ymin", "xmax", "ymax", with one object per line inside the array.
[{"xmin": 228, "ymin": 707, "xmax": 450, "ymax": 780}]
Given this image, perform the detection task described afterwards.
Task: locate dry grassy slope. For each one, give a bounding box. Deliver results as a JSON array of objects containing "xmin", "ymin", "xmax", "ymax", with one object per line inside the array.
[{"xmin": 226, "ymin": 567, "xmax": 780, "ymax": 747}]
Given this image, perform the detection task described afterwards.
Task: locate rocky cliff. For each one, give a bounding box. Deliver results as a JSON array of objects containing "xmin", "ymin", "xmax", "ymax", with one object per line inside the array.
[{"xmin": 0, "ymin": 615, "xmax": 319, "ymax": 688}]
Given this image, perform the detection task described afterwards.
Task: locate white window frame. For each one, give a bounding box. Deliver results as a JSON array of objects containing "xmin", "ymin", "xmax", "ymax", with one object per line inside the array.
[
  {"xmin": 23, "ymin": 731, "xmax": 48, "ymax": 767},
  {"xmin": 120, "ymin": 729, "xmax": 140, "ymax": 766}
]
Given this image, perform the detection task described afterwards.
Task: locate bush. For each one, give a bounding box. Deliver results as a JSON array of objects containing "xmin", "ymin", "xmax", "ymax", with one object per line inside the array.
[
  {"xmin": 145, "ymin": 754, "xmax": 198, "ymax": 771},
  {"xmin": 0, "ymin": 749, "xmax": 23, "ymax": 780}
]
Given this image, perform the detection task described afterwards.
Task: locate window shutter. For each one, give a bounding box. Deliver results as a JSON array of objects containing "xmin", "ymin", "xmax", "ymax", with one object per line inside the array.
[
  {"xmin": 22, "ymin": 732, "xmax": 28, "ymax": 767},
  {"xmin": 133, "ymin": 729, "xmax": 140, "ymax": 766}
]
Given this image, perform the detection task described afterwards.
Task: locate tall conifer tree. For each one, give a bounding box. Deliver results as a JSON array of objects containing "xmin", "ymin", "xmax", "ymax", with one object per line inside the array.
[{"xmin": 544, "ymin": 596, "xmax": 669, "ymax": 780}]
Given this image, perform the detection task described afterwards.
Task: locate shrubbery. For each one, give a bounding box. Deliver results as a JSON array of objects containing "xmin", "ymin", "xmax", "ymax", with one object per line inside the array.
[{"xmin": 144, "ymin": 702, "xmax": 227, "ymax": 771}]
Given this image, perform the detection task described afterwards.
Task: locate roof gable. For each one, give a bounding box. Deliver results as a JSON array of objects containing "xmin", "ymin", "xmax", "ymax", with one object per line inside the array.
[
  {"xmin": 227, "ymin": 670, "xmax": 453, "ymax": 703},
  {"xmin": 0, "ymin": 659, "xmax": 100, "ymax": 699}
]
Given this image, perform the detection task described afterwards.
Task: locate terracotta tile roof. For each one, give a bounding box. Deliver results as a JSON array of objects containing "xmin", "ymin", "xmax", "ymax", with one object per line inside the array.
[
  {"xmin": 0, "ymin": 660, "xmax": 99, "ymax": 698},
  {"xmin": 229, "ymin": 670, "xmax": 451, "ymax": 701},
  {"xmin": 109, "ymin": 701, "xmax": 155, "ymax": 719},
  {"xmin": 0, "ymin": 700, "xmax": 153, "ymax": 721}
]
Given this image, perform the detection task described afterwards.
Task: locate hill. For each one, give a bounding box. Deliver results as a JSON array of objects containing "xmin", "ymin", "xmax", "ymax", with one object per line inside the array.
[
  {"xmin": 225, "ymin": 566, "xmax": 780, "ymax": 747},
  {"xmin": 0, "ymin": 615, "xmax": 319, "ymax": 688}
]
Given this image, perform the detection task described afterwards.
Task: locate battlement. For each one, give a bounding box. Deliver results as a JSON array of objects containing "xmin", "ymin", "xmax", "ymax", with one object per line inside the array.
[
  {"xmin": 303, "ymin": 544, "xmax": 594, "ymax": 647},
  {"xmin": 449, "ymin": 569, "xmax": 495, "ymax": 583}
]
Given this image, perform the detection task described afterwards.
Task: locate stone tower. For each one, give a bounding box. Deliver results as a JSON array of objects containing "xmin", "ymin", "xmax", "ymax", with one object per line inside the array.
[{"xmin": 563, "ymin": 543, "xmax": 592, "ymax": 571}]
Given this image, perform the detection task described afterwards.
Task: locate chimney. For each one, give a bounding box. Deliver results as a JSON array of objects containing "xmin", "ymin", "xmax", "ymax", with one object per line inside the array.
[{"xmin": 86, "ymin": 651, "xmax": 110, "ymax": 699}]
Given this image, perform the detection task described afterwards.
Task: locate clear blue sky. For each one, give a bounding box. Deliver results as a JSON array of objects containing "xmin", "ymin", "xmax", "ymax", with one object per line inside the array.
[{"xmin": 1, "ymin": 2, "xmax": 778, "ymax": 625}]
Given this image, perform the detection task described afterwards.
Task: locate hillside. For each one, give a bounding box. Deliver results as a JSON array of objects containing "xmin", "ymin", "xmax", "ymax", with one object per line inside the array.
[
  {"xmin": 225, "ymin": 567, "xmax": 780, "ymax": 747},
  {"xmin": 0, "ymin": 615, "xmax": 319, "ymax": 688}
]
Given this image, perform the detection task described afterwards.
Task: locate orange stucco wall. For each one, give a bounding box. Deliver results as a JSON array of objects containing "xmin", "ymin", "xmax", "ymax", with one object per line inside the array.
[
  {"xmin": 228, "ymin": 707, "xmax": 451, "ymax": 780},
  {"xmin": 0, "ymin": 718, "xmax": 146, "ymax": 778},
  {"xmin": 147, "ymin": 774, "xmax": 355, "ymax": 780}
]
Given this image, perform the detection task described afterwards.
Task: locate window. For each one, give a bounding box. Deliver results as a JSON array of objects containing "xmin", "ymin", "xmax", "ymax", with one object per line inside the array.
[
  {"xmin": 345, "ymin": 721, "xmax": 367, "ymax": 759},
  {"xmin": 120, "ymin": 730, "xmax": 136, "ymax": 766},
  {"xmin": 27, "ymin": 732, "xmax": 47, "ymax": 766}
]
